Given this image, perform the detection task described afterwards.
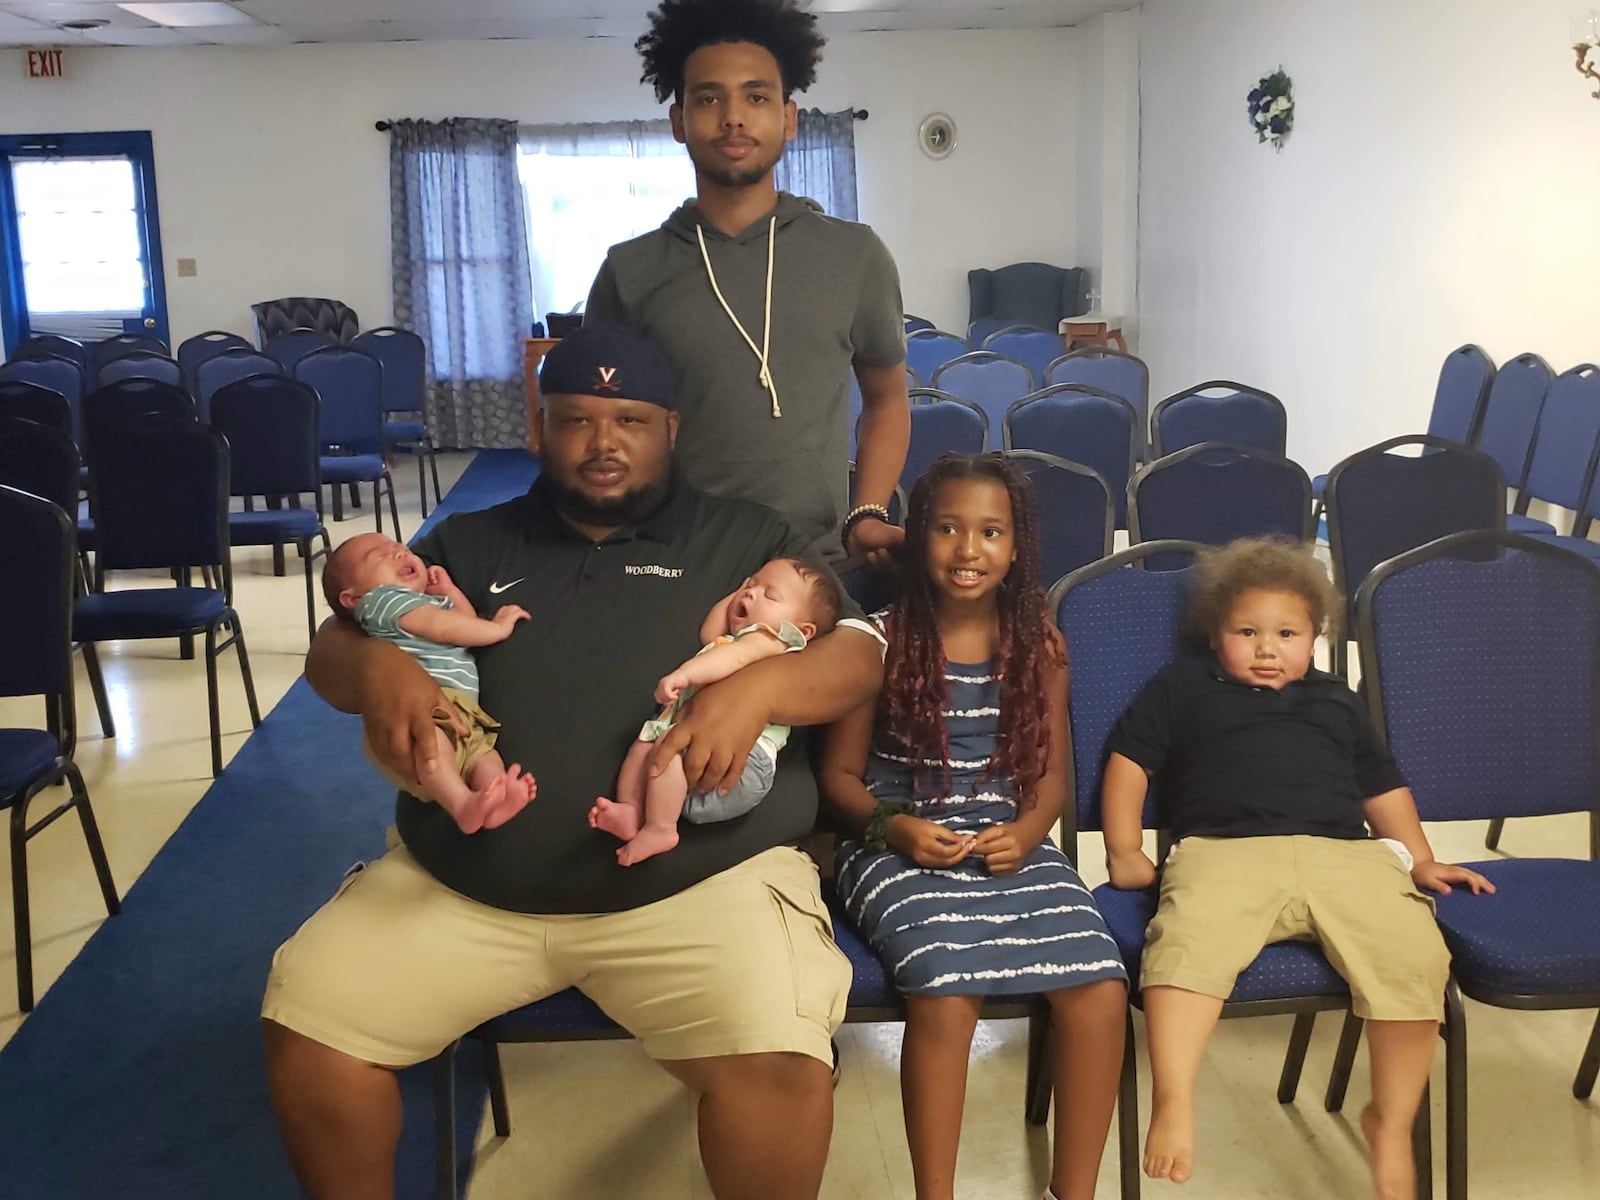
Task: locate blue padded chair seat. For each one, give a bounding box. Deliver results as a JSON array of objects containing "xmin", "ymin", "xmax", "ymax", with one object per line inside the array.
[
  {"xmin": 0, "ymin": 729, "xmax": 60, "ymax": 800},
  {"xmin": 1311, "ymin": 473, "xmax": 1327, "ymax": 499},
  {"xmin": 1094, "ymin": 883, "xmax": 1350, "ymax": 1004},
  {"xmin": 229, "ymin": 508, "xmax": 323, "ymax": 544},
  {"xmin": 1505, "ymin": 512, "xmax": 1557, "ymax": 535},
  {"xmin": 1525, "ymin": 532, "xmax": 1600, "ymax": 563},
  {"xmin": 1434, "ymin": 858, "xmax": 1600, "ymax": 998},
  {"xmin": 825, "ymin": 886, "xmax": 897, "ymax": 1009},
  {"xmin": 385, "ymin": 418, "xmax": 427, "ymax": 441},
  {"xmin": 320, "ymin": 454, "xmax": 387, "ymax": 483},
  {"xmin": 75, "ymin": 588, "xmax": 227, "ymax": 640}
]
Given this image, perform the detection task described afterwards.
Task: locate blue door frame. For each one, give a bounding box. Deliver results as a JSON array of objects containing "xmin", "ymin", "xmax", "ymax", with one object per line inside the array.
[{"xmin": 0, "ymin": 130, "xmax": 169, "ymax": 357}]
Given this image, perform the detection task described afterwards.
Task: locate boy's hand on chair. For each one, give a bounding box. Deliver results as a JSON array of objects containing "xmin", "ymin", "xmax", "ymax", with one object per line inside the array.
[
  {"xmin": 1412, "ymin": 860, "xmax": 1496, "ymax": 895},
  {"xmin": 970, "ymin": 824, "xmax": 1030, "ymax": 875},
  {"xmin": 1107, "ymin": 849, "xmax": 1158, "ymax": 890},
  {"xmin": 886, "ymin": 815, "xmax": 975, "ymax": 869}
]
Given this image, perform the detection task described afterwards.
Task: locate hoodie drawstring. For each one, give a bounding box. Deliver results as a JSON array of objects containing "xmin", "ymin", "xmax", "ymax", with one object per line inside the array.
[{"xmin": 697, "ymin": 216, "xmax": 781, "ymax": 418}]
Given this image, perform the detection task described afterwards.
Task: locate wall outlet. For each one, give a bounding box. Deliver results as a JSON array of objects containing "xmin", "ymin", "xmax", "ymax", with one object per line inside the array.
[{"xmin": 177, "ymin": 257, "xmax": 197, "ymax": 277}]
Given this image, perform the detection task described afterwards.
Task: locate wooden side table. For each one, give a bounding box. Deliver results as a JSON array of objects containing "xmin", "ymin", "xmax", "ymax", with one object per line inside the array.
[
  {"xmin": 1058, "ymin": 312, "xmax": 1127, "ymax": 354},
  {"xmin": 523, "ymin": 337, "xmax": 560, "ymax": 454}
]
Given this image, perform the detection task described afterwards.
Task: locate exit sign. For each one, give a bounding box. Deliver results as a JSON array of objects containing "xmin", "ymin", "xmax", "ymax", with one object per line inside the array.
[{"xmin": 26, "ymin": 49, "xmax": 64, "ymax": 79}]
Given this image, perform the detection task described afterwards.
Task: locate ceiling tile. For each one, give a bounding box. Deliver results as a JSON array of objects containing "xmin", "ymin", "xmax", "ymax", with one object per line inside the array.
[
  {"xmin": 85, "ymin": 24, "xmax": 198, "ymax": 43},
  {"xmin": 0, "ymin": 0, "xmax": 1129, "ymax": 46}
]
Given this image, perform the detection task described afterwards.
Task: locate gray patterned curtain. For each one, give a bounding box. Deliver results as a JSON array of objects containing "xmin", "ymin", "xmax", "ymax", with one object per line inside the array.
[
  {"xmin": 774, "ymin": 108, "xmax": 859, "ymax": 220},
  {"xmin": 388, "ymin": 117, "xmax": 533, "ymax": 449}
]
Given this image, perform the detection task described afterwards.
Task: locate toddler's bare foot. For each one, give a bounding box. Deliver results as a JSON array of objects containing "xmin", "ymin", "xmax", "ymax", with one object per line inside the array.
[
  {"xmin": 589, "ymin": 796, "xmax": 640, "ymax": 841},
  {"xmin": 478, "ymin": 765, "xmax": 536, "ymax": 831},
  {"xmin": 450, "ymin": 774, "xmax": 506, "ymax": 835},
  {"xmin": 616, "ymin": 825, "xmax": 680, "ymax": 866},
  {"xmin": 1144, "ymin": 1096, "xmax": 1196, "ymax": 1184},
  {"xmin": 1362, "ymin": 1104, "xmax": 1417, "ymax": 1200}
]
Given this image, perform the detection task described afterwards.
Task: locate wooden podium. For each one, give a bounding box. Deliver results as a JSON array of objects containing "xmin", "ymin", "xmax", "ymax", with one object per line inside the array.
[{"xmin": 523, "ymin": 337, "xmax": 560, "ymax": 454}]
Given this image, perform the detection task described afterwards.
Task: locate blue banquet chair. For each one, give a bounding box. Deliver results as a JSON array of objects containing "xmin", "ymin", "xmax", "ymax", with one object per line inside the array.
[{"xmin": 0, "ymin": 484, "xmax": 121, "ymax": 1011}]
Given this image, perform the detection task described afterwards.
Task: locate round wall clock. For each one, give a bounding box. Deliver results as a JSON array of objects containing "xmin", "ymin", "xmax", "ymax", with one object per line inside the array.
[{"xmin": 918, "ymin": 113, "xmax": 957, "ymax": 160}]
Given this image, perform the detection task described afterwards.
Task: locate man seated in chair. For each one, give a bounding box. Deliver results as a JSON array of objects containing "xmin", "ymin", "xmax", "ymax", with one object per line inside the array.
[{"xmin": 261, "ymin": 324, "xmax": 885, "ymax": 1200}]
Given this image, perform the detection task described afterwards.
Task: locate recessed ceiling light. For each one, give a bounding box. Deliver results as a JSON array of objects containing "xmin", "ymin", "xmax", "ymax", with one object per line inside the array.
[{"xmin": 117, "ymin": 3, "xmax": 259, "ymax": 28}]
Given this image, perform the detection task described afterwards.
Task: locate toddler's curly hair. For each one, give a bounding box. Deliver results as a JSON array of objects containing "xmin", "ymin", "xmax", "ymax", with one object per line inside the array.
[{"xmin": 1187, "ymin": 537, "xmax": 1343, "ymax": 642}]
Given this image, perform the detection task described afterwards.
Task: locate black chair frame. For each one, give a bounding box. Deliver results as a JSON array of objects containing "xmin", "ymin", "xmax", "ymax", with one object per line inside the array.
[
  {"xmin": 354, "ymin": 326, "xmax": 443, "ymax": 518},
  {"xmin": 1148, "ymin": 380, "xmax": 1287, "ymax": 460},
  {"xmin": 1000, "ymin": 448, "xmax": 1115, "ymax": 586},
  {"xmin": 1050, "ymin": 541, "xmax": 1436, "ymax": 1199},
  {"xmin": 212, "ymin": 377, "xmax": 335, "ymax": 643},
  {"xmin": 85, "ymin": 421, "xmax": 262, "ymax": 777},
  {"xmin": 0, "ymin": 485, "xmax": 120, "ymax": 1011},
  {"xmin": 1126, "ymin": 440, "xmax": 1315, "ymax": 547},
  {"xmin": 1332, "ymin": 529, "xmax": 1600, "ymax": 1199},
  {"xmin": 930, "ymin": 349, "xmax": 1038, "ymax": 395},
  {"xmin": 1323, "ymin": 434, "xmax": 1506, "ymax": 678}
]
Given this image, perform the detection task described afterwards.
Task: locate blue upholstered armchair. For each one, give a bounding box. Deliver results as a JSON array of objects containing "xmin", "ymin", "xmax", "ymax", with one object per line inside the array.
[{"xmin": 967, "ymin": 262, "xmax": 1090, "ymax": 341}]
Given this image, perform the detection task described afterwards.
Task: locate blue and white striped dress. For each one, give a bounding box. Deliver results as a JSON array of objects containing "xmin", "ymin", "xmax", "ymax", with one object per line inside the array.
[{"xmin": 836, "ymin": 648, "xmax": 1126, "ymax": 997}]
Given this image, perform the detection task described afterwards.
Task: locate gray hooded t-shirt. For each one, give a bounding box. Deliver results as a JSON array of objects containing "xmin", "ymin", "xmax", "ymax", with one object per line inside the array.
[{"xmin": 585, "ymin": 192, "xmax": 905, "ymax": 559}]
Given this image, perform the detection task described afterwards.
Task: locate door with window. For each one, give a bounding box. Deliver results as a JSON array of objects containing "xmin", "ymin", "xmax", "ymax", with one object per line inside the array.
[{"xmin": 0, "ymin": 131, "xmax": 169, "ymax": 355}]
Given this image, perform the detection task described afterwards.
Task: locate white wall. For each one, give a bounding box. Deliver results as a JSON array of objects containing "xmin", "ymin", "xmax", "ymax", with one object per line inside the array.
[
  {"xmin": 1073, "ymin": 7, "xmax": 1141, "ymax": 327},
  {"xmin": 1138, "ymin": 0, "xmax": 1600, "ymax": 472},
  {"xmin": 0, "ymin": 28, "xmax": 1080, "ymax": 345}
]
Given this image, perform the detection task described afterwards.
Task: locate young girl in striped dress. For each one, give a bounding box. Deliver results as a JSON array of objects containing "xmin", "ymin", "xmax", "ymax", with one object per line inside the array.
[{"xmin": 821, "ymin": 453, "xmax": 1128, "ymax": 1200}]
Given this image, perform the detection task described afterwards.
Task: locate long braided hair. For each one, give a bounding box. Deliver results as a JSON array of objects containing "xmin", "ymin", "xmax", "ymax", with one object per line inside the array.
[{"xmin": 880, "ymin": 454, "xmax": 1065, "ymax": 811}]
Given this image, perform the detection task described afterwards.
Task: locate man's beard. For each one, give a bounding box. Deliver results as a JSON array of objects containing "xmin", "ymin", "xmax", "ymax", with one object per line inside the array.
[
  {"xmin": 688, "ymin": 141, "xmax": 783, "ymax": 190},
  {"xmin": 541, "ymin": 469, "xmax": 671, "ymax": 529}
]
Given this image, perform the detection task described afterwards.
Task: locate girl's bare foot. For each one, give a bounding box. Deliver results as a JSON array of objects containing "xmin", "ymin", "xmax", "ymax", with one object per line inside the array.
[
  {"xmin": 1143, "ymin": 1097, "xmax": 1196, "ymax": 1183},
  {"xmin": 1361, "ymin": 1104, "xmax": 1417, "ymax": 1200}
]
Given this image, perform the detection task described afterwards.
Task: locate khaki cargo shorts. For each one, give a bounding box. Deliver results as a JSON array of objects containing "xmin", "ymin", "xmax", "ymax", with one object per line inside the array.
[
  {"xmin": 363, "ymin": 687, "xmax": 499, "ymax": 793},
  {"xmin": 1140, "ymin": 835, "xmax": 1450, "ymax": 1021},
  {"xmin": 261, "ymin": 842, "xmax": 851, "ymax": 1067}
]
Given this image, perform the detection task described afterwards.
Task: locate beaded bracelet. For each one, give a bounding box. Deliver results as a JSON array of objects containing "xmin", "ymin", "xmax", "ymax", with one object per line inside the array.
[
  {"xmin": 841, "ymin": 502, "xmax": 892, "ymax": 551},
  {"xmin": 864, "ymin": 798, "xmax": 916, "ymax": 851}
]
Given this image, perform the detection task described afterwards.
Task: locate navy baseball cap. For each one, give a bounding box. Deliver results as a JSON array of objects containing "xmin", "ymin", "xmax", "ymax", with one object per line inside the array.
[{"xmin": 538, "ymin": 323, "xmax": 676, "ymax": 410}]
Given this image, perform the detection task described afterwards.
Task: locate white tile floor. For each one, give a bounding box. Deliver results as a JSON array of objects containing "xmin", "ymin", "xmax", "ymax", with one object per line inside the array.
[{"xmin": 2, "ymin": 457, "xmax": 1596, "ymax": 1198}]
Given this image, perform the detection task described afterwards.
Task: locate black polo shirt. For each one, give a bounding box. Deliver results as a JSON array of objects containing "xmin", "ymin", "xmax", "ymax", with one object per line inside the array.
[
  {"xmin": 1106, "ymin": 653, "xmax": 1407, "ymax": 841},
  {"xmin": 400, "ymin": 473, "xmax": 852, "ymax": 913}
]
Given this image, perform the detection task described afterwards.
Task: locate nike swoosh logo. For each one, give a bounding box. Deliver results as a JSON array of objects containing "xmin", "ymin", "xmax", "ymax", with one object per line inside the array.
[{"xmin": 487, "ymin": 578, "xmax": 524, "ymax": 595}]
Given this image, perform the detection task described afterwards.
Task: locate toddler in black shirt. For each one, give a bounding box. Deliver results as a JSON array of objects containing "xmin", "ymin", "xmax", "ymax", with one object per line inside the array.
[{"xmin": 1101, "ymin": 537, "xmax": 1493, "ymax": 1200}]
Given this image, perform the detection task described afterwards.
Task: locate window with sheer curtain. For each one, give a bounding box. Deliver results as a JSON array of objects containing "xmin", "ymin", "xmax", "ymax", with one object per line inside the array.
[
  {"xmin": 518, "ymin": 112, "xmax": 860, "ymax": 320},
  {"xmin": 517, "ymin": 121, "xmax": 694, "ymax": 321}
]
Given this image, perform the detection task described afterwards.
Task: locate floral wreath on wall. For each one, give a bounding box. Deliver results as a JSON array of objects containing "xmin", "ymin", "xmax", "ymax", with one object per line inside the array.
[{"xmin": 1247, "ymin": 68, "xmax": 1294, "ymax": 148}]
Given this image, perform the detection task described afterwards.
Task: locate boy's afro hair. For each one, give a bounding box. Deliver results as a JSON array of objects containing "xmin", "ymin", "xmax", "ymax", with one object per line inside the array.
[{"xmin": 637, "ymin": 0, "xmax": 826, "ymax": 104}]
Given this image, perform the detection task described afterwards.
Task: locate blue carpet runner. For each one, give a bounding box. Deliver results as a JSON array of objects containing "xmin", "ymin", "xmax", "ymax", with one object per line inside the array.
[{"xmin": 0, "ymin": 449, "xmax": 541, "ymax": 1200}]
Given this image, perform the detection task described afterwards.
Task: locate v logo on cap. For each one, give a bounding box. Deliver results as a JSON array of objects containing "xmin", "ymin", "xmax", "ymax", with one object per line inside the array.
[{"xmin": 595, "ymin": 365, "xmax": 620, "ymax": 392}]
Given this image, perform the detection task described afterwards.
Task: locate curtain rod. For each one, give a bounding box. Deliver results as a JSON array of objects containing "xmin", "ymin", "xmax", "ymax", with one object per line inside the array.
[{"xmin": 375, "ymin": 109, "xmax": 866, "ymax": 132}]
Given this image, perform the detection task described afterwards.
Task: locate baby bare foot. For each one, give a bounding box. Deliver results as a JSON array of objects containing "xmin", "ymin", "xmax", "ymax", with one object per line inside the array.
[
  {"xmin": 1143, "ymin": 1097, "xmax": 1196, "ymax": 1184},
  {"xmin": 478, "ymin": 765, "xmax": 536, "ymax": 831},
  {"xmin": 451, "ymin": 773, "xmax": 506, "ymax": 835},
  {"xmin": 616, "ymin": 825, "xmax": 680, "ymax": 866},
  {"xmin": 589, "ymin": 796, "xmax": 640, "ymax": 841},
  {"xmin": 1361, "ymin": 1105, "xmax": 1417, "ymax": 1200}
]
